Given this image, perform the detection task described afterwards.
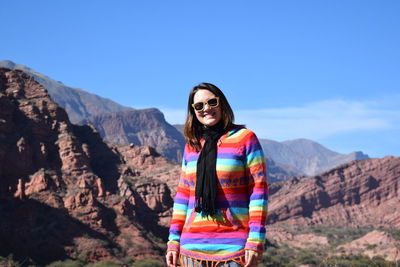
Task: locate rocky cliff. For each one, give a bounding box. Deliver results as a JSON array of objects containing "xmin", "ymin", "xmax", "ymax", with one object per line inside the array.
[
  {"xmin": 0, "ymin": 68, "xmax": 178, "ymax": 265},
  {"xmin": 0, "ymin": 60, "xmax": 186, "ymax": 164},
  {"xmin": 78, "ymin": 110, "xmax": 185, "ymax": 163},
  {"xmin": 268, "ymin": 156, "xmax": 400, "ymax": 227}
]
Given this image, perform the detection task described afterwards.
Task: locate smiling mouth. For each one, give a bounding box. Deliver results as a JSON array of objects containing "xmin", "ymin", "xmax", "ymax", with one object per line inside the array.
[{"xmin": 203, "ymin": 112, "xmax": 215, "ymax": 118}]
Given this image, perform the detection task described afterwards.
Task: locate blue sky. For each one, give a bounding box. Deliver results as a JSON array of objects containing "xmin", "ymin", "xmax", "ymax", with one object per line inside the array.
[{"xmin": 1, "ymin": 1, "xmax": 399, "ymax": 157}]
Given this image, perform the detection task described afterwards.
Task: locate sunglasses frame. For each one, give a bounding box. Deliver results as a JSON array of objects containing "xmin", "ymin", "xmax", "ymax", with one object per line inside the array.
[{"xmin": 192, "ymin": 97, "xmax": 220, "ymax": 111}]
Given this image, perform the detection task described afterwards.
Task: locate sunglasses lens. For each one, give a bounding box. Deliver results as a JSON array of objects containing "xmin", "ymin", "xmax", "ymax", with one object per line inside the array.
[
  {"xmin": 208, "ymin": 98, "xmax": 218, "ymax": 107},
  {"xmin": 193, "ymin": 98, "xmax": 218, "ymax": 111},
  {"xmin": 193, "ymin": 102, "xmax": 204, "ymax": 111}
]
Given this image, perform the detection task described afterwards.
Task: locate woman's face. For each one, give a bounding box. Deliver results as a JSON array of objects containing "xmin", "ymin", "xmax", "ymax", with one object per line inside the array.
[{"xmin": 193, "ymin": 89, "xmax": 222, "ymax": 127}]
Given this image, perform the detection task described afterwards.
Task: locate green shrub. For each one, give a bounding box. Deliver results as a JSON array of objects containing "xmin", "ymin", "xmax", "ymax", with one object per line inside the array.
[
  {"xmin": 257, "ymin": 244, "xmax": 398, "ymax": 267},
  {"xmin": 295, "ymin": 250, "xmax": 318, "ymax": 265},
  {"xmin": 132, "ymin": 259, "xmax": 164, "ymax": 267},
  {"xmin": 259, "ymin": 245, "xmax": 304, "ymax": 267},
  {"xmin": 45, "ymin": 259, "xmax": 85, "ymax": 267},
  {"xmin": 322, "ymin": 254, "xmax": 394, "ymax": 267},
  {"xmin": 85, "ymin": 261, "xmax": 122, "ymax": 267},
  {"xmin": 364, "ymin": 243, "xmax": 377, "ymax": 250},
  {"xmin": 0, "ymin": 254, "xmax": 21, "ymax": 267},
  {"xmin": 383, "ymin": 228, "xmax": 400, "ymax": 241}
]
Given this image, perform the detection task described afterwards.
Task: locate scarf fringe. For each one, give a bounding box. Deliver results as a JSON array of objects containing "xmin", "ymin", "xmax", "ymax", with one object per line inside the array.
[{"xmin": 179, "ymin": 254, "xmax": 245, "ymax": 267}]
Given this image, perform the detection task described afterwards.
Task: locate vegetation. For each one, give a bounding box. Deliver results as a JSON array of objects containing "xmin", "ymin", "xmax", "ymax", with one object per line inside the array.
[
  {"xmin": 86, "ymin": 261, "xmax": 125, "ymax": 267},
  {"xmin": 46, "ymin": 259, "xmax": 86, "ymax": 267},
  {"xmin": 131, "ymin": 259, "xmax": 164, "ymax": 267},
  {"xmin": 257, "ymin": 225, "xmax": 400, "ymax": 267},
  {"xmin": 3, "ymin": 226, "xmax": 399, "ymax": 267},
  {"xmin": 0, "ymin": 254, "xmax": 22, "ymax": 267},
  {"xmin": 2, "ymin": 252, "xmax": 399, "ymax": 267},
  {"xmin": 282, "ymin": 225, "xmax": 376, "ymax": 247},
  {"xmin": 44, "ymin": 258, "xmax": 163, "ymax": 267},
  {"xmin": 0, "ymin": 255, "xmax": 163, "ymax": 267},
  {"xmin": 258, "ymin": 246, "xmax": 399, "ymax": 267},
  {"xmin": 322, "ymin": 255, "xmax": 398, "ymax": 267},
  {"xmin": 380, "ymin": 227, "xmax": 400, "ymax": 241}
]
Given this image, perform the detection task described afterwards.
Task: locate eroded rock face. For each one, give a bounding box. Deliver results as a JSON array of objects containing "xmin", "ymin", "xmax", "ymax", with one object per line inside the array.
[
  {"xmin": 0, "ymin": 68, "xmax": 178, "ymax": 265},
  {"xmin": 25, "ymin": 169, "xmax": 61, "ymax": 195},
  {"xmin": 0, "ymin": 69, "xmax": 64, "ymax": 198},
  {"xmin": 117, "ymin": 144, "xmax": 181, "ymax": 197},
  {"xmin": 268, "ymin": 156, "xmax": 400, "ymax": 228},
  {"xmin": 268, "ymin": 227, "xmax": 329, "ymax": 248},
  {"xmin": 337, "ymin": 230, "xmax": 400, "ymax": 261},
  {"xmin": 78, "ymin": 109, "xmax": 185, "ymax": 163}
]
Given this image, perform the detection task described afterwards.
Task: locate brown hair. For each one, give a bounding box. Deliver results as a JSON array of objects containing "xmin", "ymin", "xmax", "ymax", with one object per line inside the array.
[{"xmin": 184, "ymin": 82, "xmax": 240, "ymax": 151}]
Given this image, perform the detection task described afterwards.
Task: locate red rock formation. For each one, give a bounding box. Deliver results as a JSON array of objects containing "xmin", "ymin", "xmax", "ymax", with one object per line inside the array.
[
  {"xmin": 25, "ymin": 169, "xmax": 60, "ymax": 194},
  {"xmin": 0, "ymin": 68, "xmax": 178, "ymax": 265},
  {"xmin": 268, "ymin": 156, "xmax": 400, "ymax": 228},
  {"xmin": 268, "ymin": 227, "xmax": 329, "ymax": 248},
  {"xmin": 117, "ymin": 144, "xmax": 181, "ymax": 196},
  {"xmin": 78, "ymin": 109, "xmax": 185, "ymax": 163},
  {"xmin": 14, "ymin": 178, "xmax": 26, "ymax": 200}
]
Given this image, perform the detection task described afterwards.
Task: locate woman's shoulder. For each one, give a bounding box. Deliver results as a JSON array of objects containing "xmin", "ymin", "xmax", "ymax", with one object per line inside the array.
[
  {"xmin": 227, "ymin": 126, "xmax": 255, "ymax": 136},
  {"xmin": 225, "ymin": 126, "xmax": 260, "ymax": 143}
]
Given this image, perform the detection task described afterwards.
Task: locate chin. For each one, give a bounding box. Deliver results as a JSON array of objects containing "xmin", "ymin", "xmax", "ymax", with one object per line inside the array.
[{"xmin": 204, "ymin": 120, "xmax": 219, "ymax": 127}]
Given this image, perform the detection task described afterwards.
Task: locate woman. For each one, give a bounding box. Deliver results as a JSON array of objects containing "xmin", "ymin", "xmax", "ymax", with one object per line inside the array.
[{"xmin": 166, "ymin": 83, "xmax": 268, "ymax": 267}]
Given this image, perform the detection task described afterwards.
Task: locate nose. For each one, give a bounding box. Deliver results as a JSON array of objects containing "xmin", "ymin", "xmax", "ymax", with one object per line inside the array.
[{"xmin": 203, "ymin": 103, "xmax": 212, "ymax": 111}]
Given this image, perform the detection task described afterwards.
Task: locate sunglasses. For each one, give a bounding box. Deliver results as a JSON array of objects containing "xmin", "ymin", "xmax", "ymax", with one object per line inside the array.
[{"xmin": 192, "ymin": 97, "xmax": 220, "ymax": 111}]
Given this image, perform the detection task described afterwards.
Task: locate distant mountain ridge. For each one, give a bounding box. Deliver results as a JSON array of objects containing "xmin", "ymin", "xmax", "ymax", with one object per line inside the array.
[
  {"xmin": 0, "ymin": 60, "xmax": 133, "ymax": 123},
  {"xmin": 259, "ymin": 138, "xmax": 369, "ymax": 176},
  {"xmin": 0, "ymin": 60, "xmax": 184, "ymax": 162}
]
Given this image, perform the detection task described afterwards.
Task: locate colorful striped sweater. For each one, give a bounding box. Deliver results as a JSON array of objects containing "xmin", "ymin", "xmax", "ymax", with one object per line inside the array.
[{"xmin": 167, "ymin": 127, "xmax": 268, "ymax": 261}]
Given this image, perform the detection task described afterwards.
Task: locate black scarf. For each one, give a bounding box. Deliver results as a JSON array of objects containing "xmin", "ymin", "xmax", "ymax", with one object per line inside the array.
[{"xmin": 195, "ymin": 122, "xmax": 226, "ymax": 216}]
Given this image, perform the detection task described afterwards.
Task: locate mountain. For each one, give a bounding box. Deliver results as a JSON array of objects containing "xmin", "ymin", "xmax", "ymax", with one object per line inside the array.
[
  {"xmin": 268, "ymin": 155, "xmax": 400, "ymax": 227},
  {"xmin": 259, "ymin": 138, "xmax": 369, "ymax": 176},
  {"xmin": 0, "ymin": 60, "xmax": 186, "ymax": 163},
  {"xmin": 173, "ymin": 124, "xmax": 184, "ymax": 134},
  {"xmin": 2, "ymin": 66, "xmax": 398, "ymax": 265},
  {"xmin": 0, "ymin": 67, "xmax": 179, "ymax": 265},
  {"xmin": 0, "ymin": 60, "xmax": 133, "ymax": 123},
  {"xmin": 78, "ymin": 109, "xmax": 185, "ymax": 163},
  {"xmin": 265, "ymin": 156, "xmax": 303, "ymax": 183},
  {"xmin": 2, "ymin": 60, "xmax": 370, "ymax": 174}
]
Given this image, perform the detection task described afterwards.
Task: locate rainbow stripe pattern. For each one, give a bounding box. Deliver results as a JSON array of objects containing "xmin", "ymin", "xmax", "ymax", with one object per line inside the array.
[{"xmin": 168, "ymin": 127, "xmax": 268, "ymax": 261}]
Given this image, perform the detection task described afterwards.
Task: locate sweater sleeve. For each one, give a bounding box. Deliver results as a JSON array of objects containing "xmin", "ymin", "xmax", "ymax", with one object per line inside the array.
[
  {"xmin": 167, "ymin": 145, "xmax": 190, "ymax": 252},
  {"xmin": 244, "ymin": 131, "xmax": 268, "ymax": 252}
]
